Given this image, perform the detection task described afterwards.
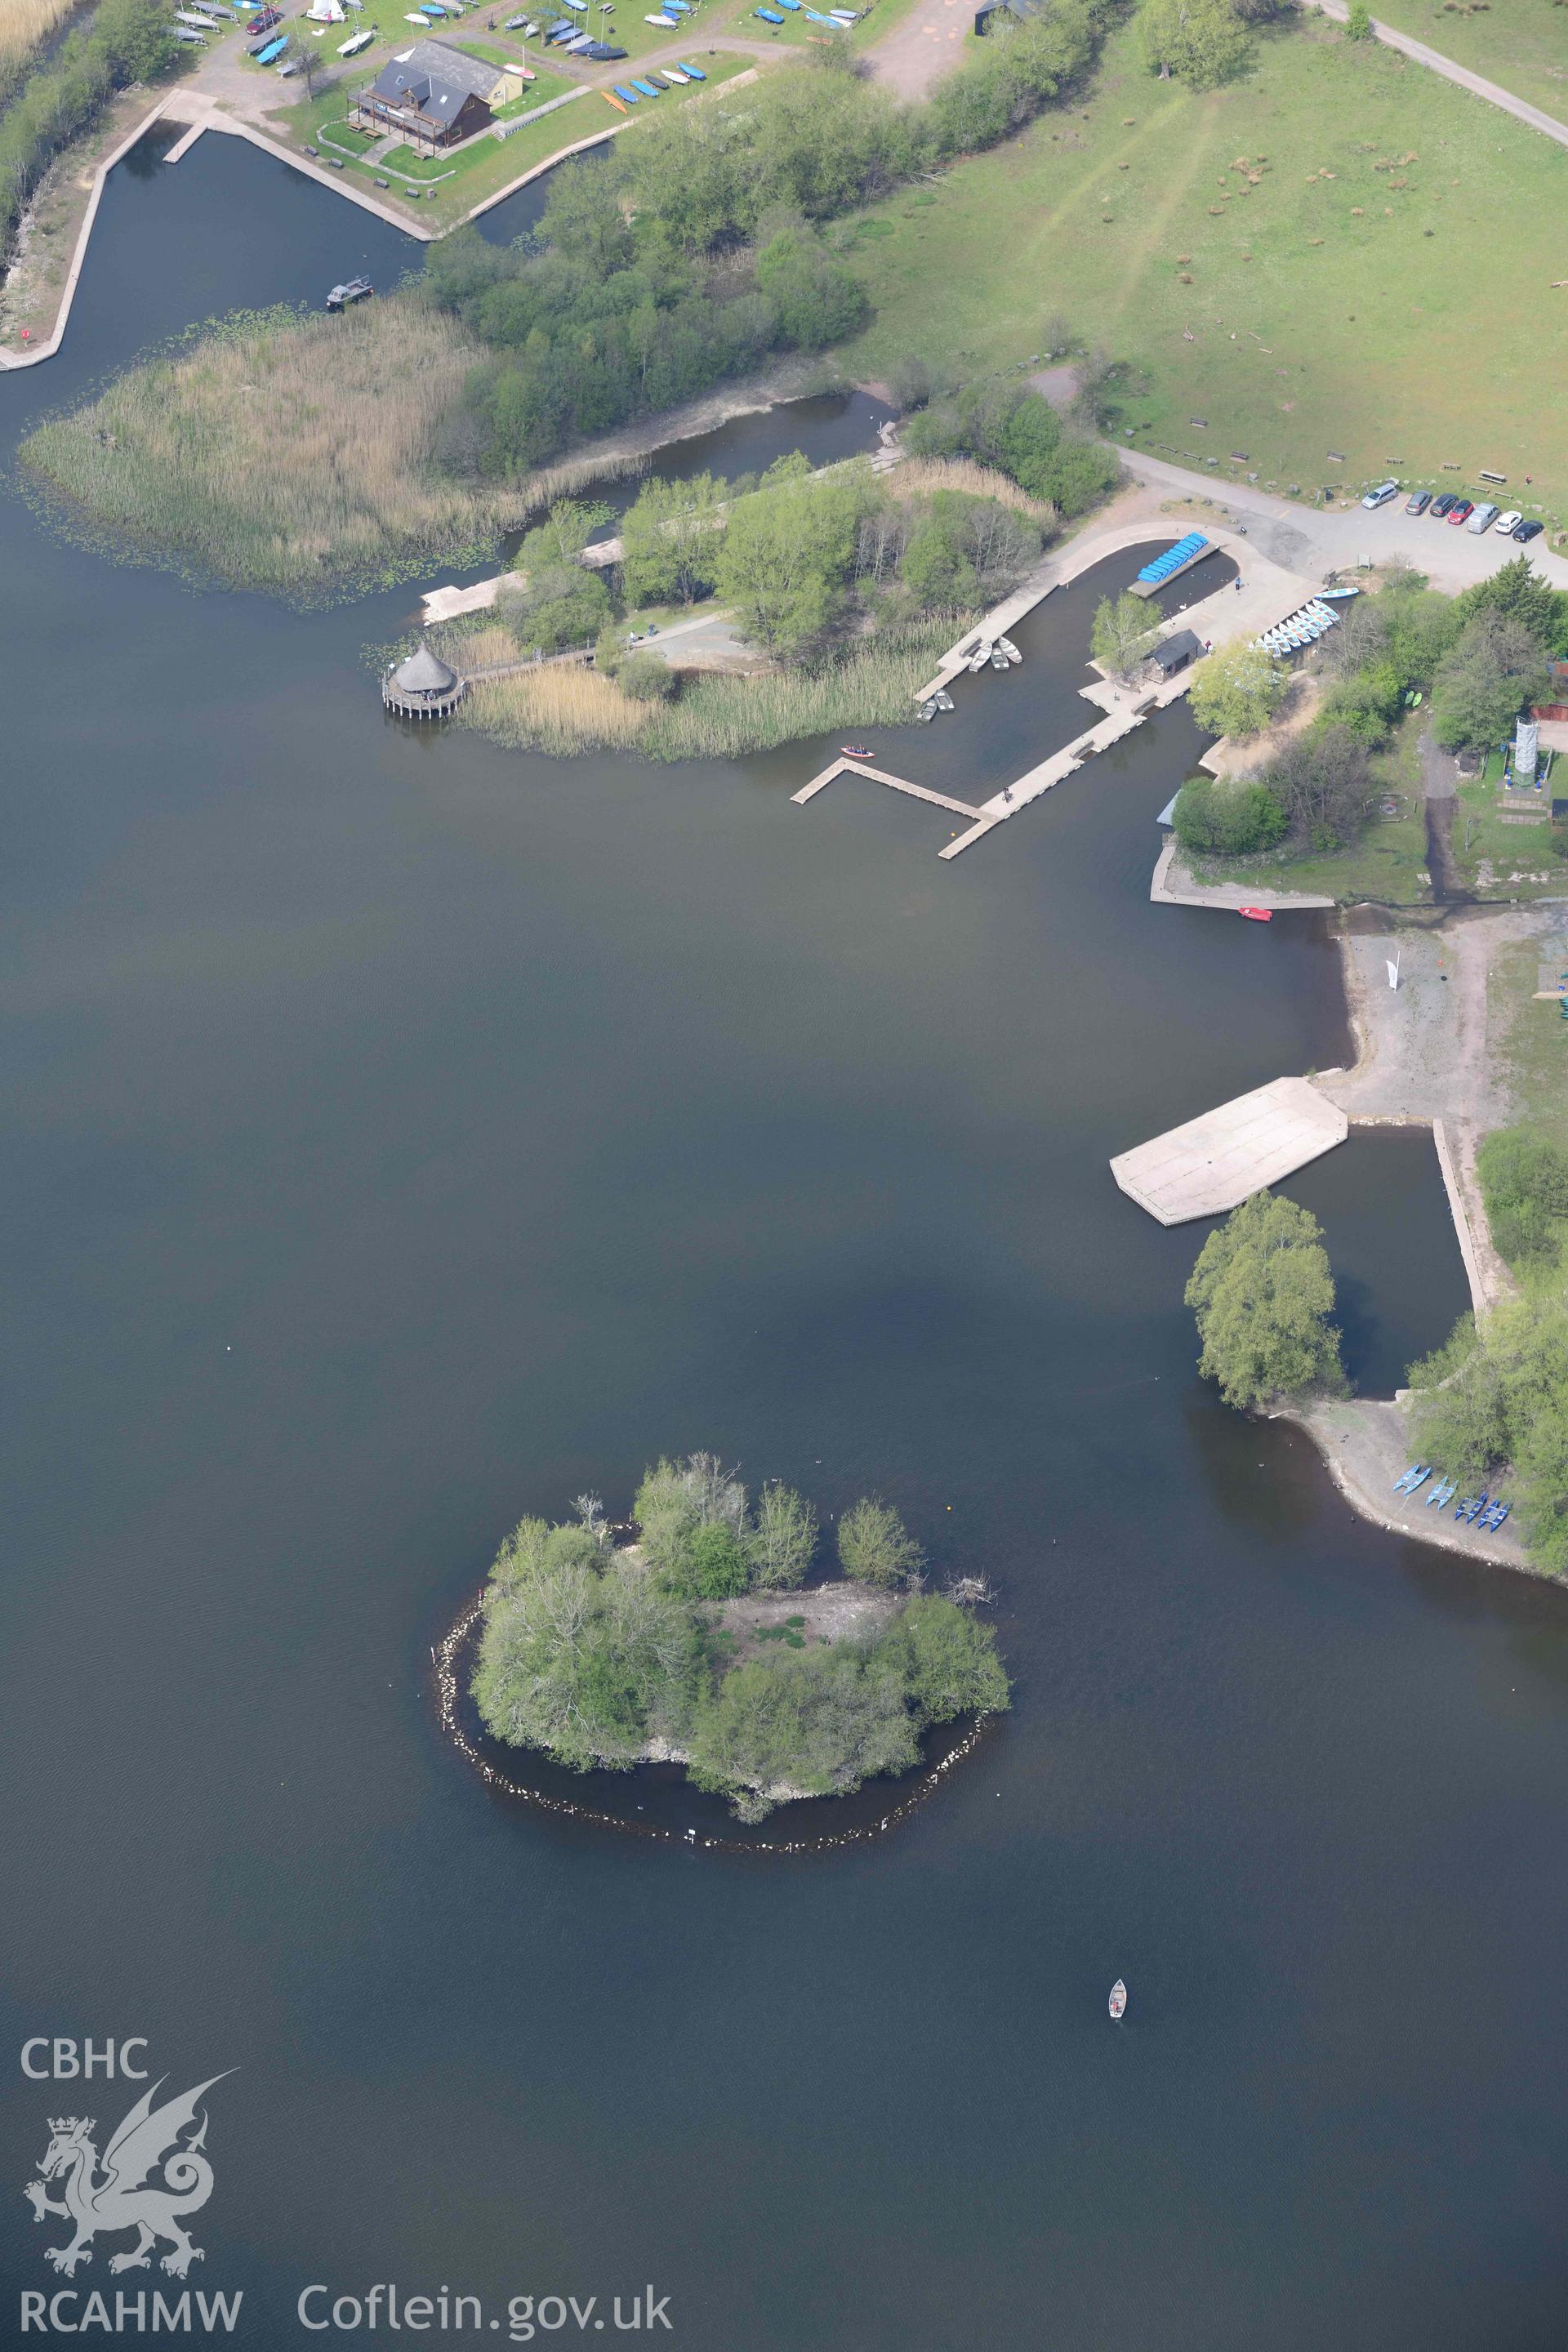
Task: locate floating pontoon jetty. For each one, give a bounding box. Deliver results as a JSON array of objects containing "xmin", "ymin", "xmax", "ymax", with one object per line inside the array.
[{"xmin": 1110, "ymin": 1077, "xmax": 1348, "ymax": 1224}]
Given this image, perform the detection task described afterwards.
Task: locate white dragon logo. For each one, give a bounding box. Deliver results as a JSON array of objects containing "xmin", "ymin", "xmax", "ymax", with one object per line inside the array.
[{"xmin": 24, "ymin": 2074, "xmax": 230, "ymax": 2280}]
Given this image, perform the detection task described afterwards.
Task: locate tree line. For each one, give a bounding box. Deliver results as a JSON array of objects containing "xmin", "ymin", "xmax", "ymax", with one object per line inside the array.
[
  {"xmin": 0, "ymin": 0, "xmax": 181, "ymax": 256},
  {"xmin": 423, "ymin": 3, "xmax": 1121, "ymax": 479},
  {"xmin": 471, "ymin": 1454, "xmax": 1009, "ymax": 1820},
  {"xmin": 497, "ymin": 450, "xmax": 1052, "ymax": 668}
]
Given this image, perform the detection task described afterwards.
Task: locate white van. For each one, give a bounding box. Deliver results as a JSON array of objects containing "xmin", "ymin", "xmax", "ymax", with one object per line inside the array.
[
  {"xmin": 1361, "ymin": 480, "xmax": 1400, "ymax": 510},
  {"xmin": 1466, "ymin": 502, "xmax": 1499, "ymax": 533}
]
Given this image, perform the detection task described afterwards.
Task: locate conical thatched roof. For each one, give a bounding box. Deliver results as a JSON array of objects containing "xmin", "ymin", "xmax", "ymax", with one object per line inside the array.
[{"xmin": 394, "ymin": 640, "xmax": 458, "ymax": 694}]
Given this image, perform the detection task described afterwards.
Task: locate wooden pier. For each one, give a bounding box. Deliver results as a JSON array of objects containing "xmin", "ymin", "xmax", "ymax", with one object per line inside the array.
[{"xmin": 792, "ymin": 758, "xmax": 982, "ymax": 821}]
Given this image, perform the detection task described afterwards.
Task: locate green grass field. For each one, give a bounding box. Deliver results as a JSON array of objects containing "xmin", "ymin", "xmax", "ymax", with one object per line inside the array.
[
  {"xmin": 837, "ymin": 16, "xmax": 1568, "ymax": 528},
  {"xmin": 1357, "ymin": 0, "xmax": 1568, "ymax": 131},
  {"xmin": 710, "ymin": 0, "xmax": 924, "ymax": 60}
]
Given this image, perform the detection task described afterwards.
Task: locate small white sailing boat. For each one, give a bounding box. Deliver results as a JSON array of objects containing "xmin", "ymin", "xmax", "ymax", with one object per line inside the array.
[{"xmin": 1109, "ymin": 1979, "xmax": 1127, "ymax": 2020}]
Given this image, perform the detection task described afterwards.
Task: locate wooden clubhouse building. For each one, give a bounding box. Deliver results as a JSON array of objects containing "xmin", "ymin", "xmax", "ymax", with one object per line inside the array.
[{"xmin": 350, "ymin": 38, "xmax": 526, "ymax": 153}]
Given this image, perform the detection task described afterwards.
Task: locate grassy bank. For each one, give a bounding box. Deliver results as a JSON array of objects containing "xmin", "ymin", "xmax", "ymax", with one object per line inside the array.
[
  {"xmin": 447, "ymin": 613, "xmax": 966, "ymax": 760},
  {"xmin": 20, "ymin": 301, "xmax": 536, "ymax": 600},
  {"xmin": 835, "ymin": 14, "xmax": 1568, "ymax": 528}
]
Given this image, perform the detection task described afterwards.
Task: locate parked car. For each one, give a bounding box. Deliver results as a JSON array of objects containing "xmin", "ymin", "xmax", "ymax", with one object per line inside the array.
[
  {"xmin": 1466, "ymin": 501, "xmax": 1499, "ymax": 533},
  {"xmin": 1405, "ymin": 491, "xmax": 1431, "ymax": 515},
  {"xmin": 1361, "ymin": 480, "xmax": 1400, "ymax": 510},
  {"xmin": 1514, "ymin": 519, "xmax": 1544, "ymax": 544},
  {"xmin": 1493, "ymin": 510, "xmax": 1523, "ymax": 535},
  {"xmin": 1428, "ymin": 492, "xmax": 1458, "ymax": 518},
  {"xmin": 1446, "ymin": 499, "xmax": 1474, "ymax": 526}
]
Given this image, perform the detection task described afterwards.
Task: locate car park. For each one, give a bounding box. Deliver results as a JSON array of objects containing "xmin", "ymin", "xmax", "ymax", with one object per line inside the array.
[
  {"xmin": 1429, "ymin": 492, "xmax": 1458, "ymax": 519},
  {"xmin": 1361, "ymin": 480, "xmax": 1400, "ymax": 510},
  {"xmin": 1494, "ymin": 510, "xmax": 1522, "ymax": 535},
  {"xmin": 1405, "ymin": 491, "xmax": 1430, "ymax": 515},
  {"xmin": 1446, "ymin": 499, "xmax": 1474, "ymax": 526},
  {"xmin": 1514, "ymin": 519, "xmax": 1544, "ymax": 544}
]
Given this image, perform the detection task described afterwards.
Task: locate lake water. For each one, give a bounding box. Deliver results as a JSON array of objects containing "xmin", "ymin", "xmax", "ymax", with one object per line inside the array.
[{"xmin": 4, "ymin": 127, "xmax": 1568, "ymax": 2352}]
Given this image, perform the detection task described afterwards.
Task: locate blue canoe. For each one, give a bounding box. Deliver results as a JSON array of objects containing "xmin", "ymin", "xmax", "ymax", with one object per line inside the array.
[
  {"xmin": 676, "ymin": 56, "xmax": 705, "ymax": 71},
  {"xmin": 613, "ymin": 81, "xmax": 639, "ymax": 97},
  {"xmin": 631, "ymin": 75, "xmax": 660, "ymax": 91}
]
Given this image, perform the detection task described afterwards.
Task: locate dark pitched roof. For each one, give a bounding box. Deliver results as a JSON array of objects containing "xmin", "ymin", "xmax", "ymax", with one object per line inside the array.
[
  {"xmin": 367, "ymin": 38, "xmax": 502, "ymax": 120},
  {"xmin": 1150, "ymin": 629, "xmax": 1205, "ymax": 674}
]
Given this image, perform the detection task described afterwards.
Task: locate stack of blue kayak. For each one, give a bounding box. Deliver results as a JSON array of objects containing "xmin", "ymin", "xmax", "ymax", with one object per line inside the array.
[{"xmin": 1136, "ymin": 532, "xmax": 1208, "ymax": 586}]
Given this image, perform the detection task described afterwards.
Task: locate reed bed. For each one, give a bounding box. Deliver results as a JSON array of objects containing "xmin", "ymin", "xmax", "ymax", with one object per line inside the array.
[
  {"xmin": 22, "ymin": 302, "xmax": 531, "ymax": 601},
  {"xmin": 456, "ymin": 615, "xmax": 969, "ymax": 764},
  {"xmin": 887, "ymin": 457, "xmax": 1057, "ymax": 525},
  {"xmin": 0, "ymin": 0, "xmax": 81, "ymax": 93}
]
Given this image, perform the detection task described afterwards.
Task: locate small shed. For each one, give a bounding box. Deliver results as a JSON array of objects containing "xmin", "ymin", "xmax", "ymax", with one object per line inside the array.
[
  {"xmin": 383, "ymin": 640, "xmax": 464, "ymax": 719},
  {"xmin": 1150, "ymin": 629, "xmax": 1205, "ymax": 679}
]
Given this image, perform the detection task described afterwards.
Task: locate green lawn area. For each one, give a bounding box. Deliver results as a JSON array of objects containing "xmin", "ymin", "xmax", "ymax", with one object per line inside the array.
[
  {"xmin": 1450, "ymin": 748, "xmax": 1566, "ymax": 893},
  {"xmin": 835, "ymin": 15, "xmax": 1568, "ymax": 532},
  {"xmin": 1492, "ymin": 934, "xmax": 1568, "ymax": 1144},
  {"xmin": 710, "ymin": 0, "xmax": 925, "ymax": 59},
  {"xmin": 1361, "ymin": 0, "xmax": 1568, "ymax": 131}
]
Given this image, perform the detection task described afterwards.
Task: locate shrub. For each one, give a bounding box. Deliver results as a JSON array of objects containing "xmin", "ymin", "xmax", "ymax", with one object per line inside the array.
[
  {"xmin": 887, "ymin": 1595, "xmax": 1011, "ymax": 1725},
  {"xmin": 686, "ymin": 1644, "xmax": 919, "ymax": 1804},
  {"xmin": 1263, "ymin": 723, "xmax": 1377, "ymax": 846},
  {"xmin": 1141, "ymin": 0, "xmax": 1252, "ymax": 88},
  {"xmin": 746, "ymin": 1483, "xmax": 819, "ymax": 1589},
  {"xmin": 1187, "ymin": 639, "xmax": 1286, "ymax": 739},
  {"xmin": 618, "ymin": 652, "xmax": 677, "ymax": 702},
  {"xmin": 1185, "ymin": 1192, "xmax": 1346, "ymax": 1410},
  {"xmin": 1171, "ymin": 775, "xmax": 1288, "ymax": 856},
  {"xmin": 1320, "ymin": 658, "xmax": 1404, "ymax": 746},
  {"xmin": 756, "ymin": 229, "xmax": 870, "ymax": 350},
  {"xmin": 679, "ymin": 1521, "xmax": 752, "ymax": 1599},
  {"xmin": 1477, "ymin": 1127, "xmax": 1568, "ymax": 1270},
  {"xmin": 838, "ymin": 1497, "xmax": 925, "ymax": 1588}
]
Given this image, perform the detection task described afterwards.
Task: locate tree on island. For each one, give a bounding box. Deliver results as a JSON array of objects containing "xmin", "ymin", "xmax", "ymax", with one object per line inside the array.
[
  {"xmin": 471, "ymin": 1457, "xmax": 1009, "ymax": 1818},
  {"xmin": 1090, "ymin": 591, "xmax": 1161, "ymax": 679},
  {"xmin": 1187, "ymin": 639, "xmax": 1287, "ymax": 741},
  {"xmin": 1185, "ymin": 1192, "xmax": 1346, "ymax": 1410},
  {"xmin": 838, "ymin": 1496, "xmax": 925, "ymax": 1588}
]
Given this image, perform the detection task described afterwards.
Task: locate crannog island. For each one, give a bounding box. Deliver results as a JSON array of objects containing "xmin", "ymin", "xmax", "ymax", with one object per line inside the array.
[{"xmin": 471, "ymin": 1455, "xmax": 1009, "ymax": 1821}]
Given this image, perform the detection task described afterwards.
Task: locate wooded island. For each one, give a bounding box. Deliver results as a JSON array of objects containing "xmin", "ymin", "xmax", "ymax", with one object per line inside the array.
[{"xmin": 473, "ymin": 1454, "xmax": 1009, "ymax": 1820}]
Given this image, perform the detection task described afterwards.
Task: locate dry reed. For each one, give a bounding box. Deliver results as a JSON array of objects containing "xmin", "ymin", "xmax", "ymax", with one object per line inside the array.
[
  {"xmin": 886, "ymin": 457, "xmax": 1057, "ymax": 527},
  {"xmin": 455, "ymin": 615, "xmax": 967, "ymax": 764},
  {"xmin": 0, "ymin": 0, "xmax": 81, "ymax": 82},
  {"xmin": 22, "ymin": 301, "xmax": 532, "ymax": 599}
]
